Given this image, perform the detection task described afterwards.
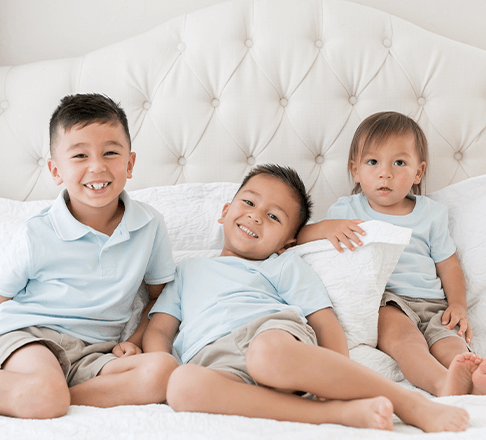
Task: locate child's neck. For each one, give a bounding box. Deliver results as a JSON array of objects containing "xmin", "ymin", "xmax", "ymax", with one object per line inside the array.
[
  {"xmin": 67, "ymin": 198, "xmax": 125, "ymax": 236},
  {"xmin": 367, "ymin": 195, "xmax": 416, "ymax": 216}
]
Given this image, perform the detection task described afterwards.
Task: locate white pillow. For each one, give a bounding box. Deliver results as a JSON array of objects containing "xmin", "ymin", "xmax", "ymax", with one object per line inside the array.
[
  {"xmin": 428, "ymin": 173, "xmax": 486, "ymax": 356},
  {"xmin": 130, "ymin": 182, "xmax": 239, "ymax": 262},
  {"xmin": 292, "ymin": 220, "xmax": 411, "ymax": 350}
]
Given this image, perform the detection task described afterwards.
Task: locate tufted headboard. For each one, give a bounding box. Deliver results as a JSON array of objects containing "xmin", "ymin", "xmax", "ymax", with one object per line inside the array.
[{"xmin": 1, "ymin": 0, "xmax": 485, "ymax": 220}]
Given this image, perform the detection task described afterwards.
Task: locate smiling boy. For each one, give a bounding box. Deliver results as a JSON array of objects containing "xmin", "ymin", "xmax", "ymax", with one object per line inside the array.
[
  {"xmin": 0, "ymin": 93, "xmax": 177, "ymax": 419},
  {"xmin": 143, "ymin": 164, "xmax": 469, "ymax": 433}
]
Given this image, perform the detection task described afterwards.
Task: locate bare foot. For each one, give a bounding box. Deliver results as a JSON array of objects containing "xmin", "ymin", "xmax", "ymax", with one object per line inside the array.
[
  {"xmin": 338, "ymin": 396, "xmax": 394, "ymax": 430},
  {"xmin": 439, "ymin": 353, "xmax": 481, "ymax": 396},
  {"xmin": 396, "ymin": 390, "xmax": 469, "ymax": 432},
  {"xmin": 472, "ymin": 357, "xmax": 486, "ymax": 395}
]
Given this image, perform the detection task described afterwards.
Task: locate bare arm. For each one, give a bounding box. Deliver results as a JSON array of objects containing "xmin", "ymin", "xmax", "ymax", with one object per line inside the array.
[
  {"xmin": 0, "ymin": 295, "xmax": 11, "ymax": 305},
  {"xmin": 142, "ymin": 312, "xmax": 180, "ymax": 354},
  {"xmin": 112, "ymin": 283, "xmax": 166, "ymax": 357},
  {"xmin": 296, "ymin": 219, "xmax": 365, "ymax": 252},
  {"xmin": 435, "ymin": 253, "xmax": 472, "ymax": 343},
  {"xmin": 306, "ymin": 308, "xmax": 349, "ymax": 357}
]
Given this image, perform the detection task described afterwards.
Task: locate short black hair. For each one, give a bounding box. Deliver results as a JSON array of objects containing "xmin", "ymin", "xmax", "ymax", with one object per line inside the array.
[
  {"xmin": 49, "ymin": 93, "xmax": 131, "ymax": 157},
  {"xmin": 237, "ymin": 164, "xmax": 312, "ymax": 235}
]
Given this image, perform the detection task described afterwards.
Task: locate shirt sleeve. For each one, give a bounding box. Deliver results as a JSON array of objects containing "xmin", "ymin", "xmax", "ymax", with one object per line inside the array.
[
  {"xmin": 0, "ymin": 225, "xmax": 31, "ymax": 298},
  {"xmin": 144, "ymin": 210, "xmax": 176, "ymax": 285},
  {"xmin": 429, "ymin": 202, "xmax": 456, "ymax": 263},
  {"xmin": 149, "ymin": 265, "xmax": 183, "ymax": 321},
  {"xmin": 323, "ymin": 197, "xmax": 357, "ymax": 221},
  {"xmin": 277, "ymin": 252, "xmax": 333, "ymax": 316}
]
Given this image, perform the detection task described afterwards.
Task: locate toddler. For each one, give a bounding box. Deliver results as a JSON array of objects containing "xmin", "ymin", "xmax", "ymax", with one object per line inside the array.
[{"xmin": 298, "ymin": 111, "xmax": 486, "ymax": 397}]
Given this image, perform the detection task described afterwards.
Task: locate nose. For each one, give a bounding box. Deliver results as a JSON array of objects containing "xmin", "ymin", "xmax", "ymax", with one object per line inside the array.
[
  {"xmin": 378, "ymin": 164, "xmax": 392, "ymax": 179},
  {"xmin": 89, "ymin": 156, "xmax": 107, "ymax": 173},
  {"xmin": 247, "ymin": 211, "xmax": 262, "ymax": 224}
]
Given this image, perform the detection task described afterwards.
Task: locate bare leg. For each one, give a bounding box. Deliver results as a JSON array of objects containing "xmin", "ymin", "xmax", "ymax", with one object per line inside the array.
[
  {"xmin": 378, "ymin": 305, "xmax": 468, "ymax": 396},
  {"xmin": 0, "ymin": 343, "xmax": 70, "ymax": 419},
  {"xmin": 168, "ymin": 364, "xmax": 395, "ymax": 430},
  {"xmin": 246, "ymin": 329, "xmax": 468, "ymax": 432},
  {"xmin": 70, "ymin": 352, "xmax": 178, "ymax": 407},
  {"xmin": 168, "ymin": 330, "xmax": 469, "ymax": 432},
  {"xmin": 430, "ymin": 335, "xmax": 469, "ymax": 368}
]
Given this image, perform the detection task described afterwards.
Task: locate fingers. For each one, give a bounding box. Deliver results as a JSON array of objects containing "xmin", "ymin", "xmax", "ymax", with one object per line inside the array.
[
  {"xmin": 112, "ymin": 344, "xmax": 124, "ymax": 358},
  {"xmin": 465, "ymin": 324, "xmax": 473, "ymax": 343},
  {"xmin": 442, "ymin": 308, "xmax": 451, "ymax": 326}
]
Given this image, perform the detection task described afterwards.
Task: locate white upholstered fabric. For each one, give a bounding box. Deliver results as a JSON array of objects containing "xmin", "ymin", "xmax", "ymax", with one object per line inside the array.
[{"xmin": 1, "ymin": 0, "xmax": 486, "ymax": 221}]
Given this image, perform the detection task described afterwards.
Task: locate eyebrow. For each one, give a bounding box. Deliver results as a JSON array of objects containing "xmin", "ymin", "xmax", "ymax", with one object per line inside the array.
[
  {"xmin": 67, "ymin": 140, "xmax": 125, "ymax": 152},
  {"xmin": 240, "ymin": 189, "xmax": 290, "ymax": 220}
]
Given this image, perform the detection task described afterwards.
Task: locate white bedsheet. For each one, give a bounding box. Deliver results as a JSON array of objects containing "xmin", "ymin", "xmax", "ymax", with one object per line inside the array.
[{"xmin": 1, "ymin": 394, "xmax": 486, "ymax": 439}]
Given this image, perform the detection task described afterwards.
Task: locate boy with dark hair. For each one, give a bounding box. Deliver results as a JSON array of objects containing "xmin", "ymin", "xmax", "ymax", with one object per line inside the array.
[
  {"xmin": 0, "ymin": 93, "xmax": 177, "ymax": 419},
  {"xmin": 143, "ymin": 164, "xmax": 469, "ymax": 433}
]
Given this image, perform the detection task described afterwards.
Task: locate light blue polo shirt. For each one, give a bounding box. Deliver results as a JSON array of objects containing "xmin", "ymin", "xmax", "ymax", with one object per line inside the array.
[
  {"xmin": 324, "ymin": 194, "xmax": 456, "ymax": 299},
  {"xmin": 0, "ymin": 189, "xmax": 175, "ymax": 343},
  {"xmin": 150, "ymin": 251, "xmax": 332, "ymax": 363}
]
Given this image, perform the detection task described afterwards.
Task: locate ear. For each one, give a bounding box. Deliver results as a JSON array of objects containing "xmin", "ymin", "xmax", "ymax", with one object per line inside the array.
[
  {"xmin": 276, "ymin": 238, "xmax": 297, "ymax": 255},
  {"xmin": 127, "ymin": 152, "xmax": 136, "ymax": 179},
  {"xmin": 414, "ymin": 161, "xmax": 426, "ymax": 185},
  {"xmin": 218, "ymin": 202, "xmax": 231, "ymax": 224},
  {"xmin": 350, "ymin": 160, "xmax": 360, "ymax": 183},
  {"xmin": 47, "ymin": 158, "xmax": 64, "ymax": 186}
]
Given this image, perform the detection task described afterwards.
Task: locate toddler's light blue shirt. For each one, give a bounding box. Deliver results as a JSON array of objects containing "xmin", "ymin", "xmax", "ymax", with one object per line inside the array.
[
  {"xmin": 0, "ymin": 189, "xmax": 175, "ymax": 343},
  {"xmin": 150, "ymin": 251, "xmax": 332, "ymax": 363},
  {"xmin": 325, "ymin": 194, "xmax": 456, "ymax": 299}
]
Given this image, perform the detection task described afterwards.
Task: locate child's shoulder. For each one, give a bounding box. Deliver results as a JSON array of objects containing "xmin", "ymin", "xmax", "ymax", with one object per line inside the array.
[{"xmin": 418, "ymin": 195, "xmax": 449, "ymax": 215}]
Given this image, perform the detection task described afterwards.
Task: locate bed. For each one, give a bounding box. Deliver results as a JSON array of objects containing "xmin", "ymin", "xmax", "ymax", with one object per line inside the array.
[{"xmin": 1, "ymin": 0, "xmax": 486, "ymax": 438}]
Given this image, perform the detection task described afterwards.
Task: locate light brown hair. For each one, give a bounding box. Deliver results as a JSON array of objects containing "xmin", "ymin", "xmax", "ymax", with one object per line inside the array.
[{"xmin": 348, "ymin": 111, "xmax": 428, "ymax": 195}]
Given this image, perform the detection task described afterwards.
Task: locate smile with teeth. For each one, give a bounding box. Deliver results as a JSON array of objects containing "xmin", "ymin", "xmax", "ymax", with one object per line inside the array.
[
  {"xmin": 85, "ymin": 182, "xmax": 110, "ymax": 190},
  {"xmin": 238, "ymin": 224, "xmax": 258, "ymax": 238}
]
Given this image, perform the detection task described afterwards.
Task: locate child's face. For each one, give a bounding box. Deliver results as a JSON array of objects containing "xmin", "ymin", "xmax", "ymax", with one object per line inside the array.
[
  {"xmin": 47, "ymin": 122, "xmax": 135, "ymax": 220},
  {"xmin": 218, "ymin": 174, "xmax": 301, "ymax": 260},
  {"xmin": 350, "ymin": 134, "xmax": 426, "ymax": 215}
]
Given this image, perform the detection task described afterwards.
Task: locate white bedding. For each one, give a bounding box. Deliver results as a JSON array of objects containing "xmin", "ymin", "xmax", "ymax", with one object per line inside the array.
[{"xmin": 1, "ymin": 175, "xmax": 486, "ymax": 437}]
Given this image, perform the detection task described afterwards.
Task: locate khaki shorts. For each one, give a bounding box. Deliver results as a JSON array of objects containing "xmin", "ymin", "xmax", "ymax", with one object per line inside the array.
[
  {"xmin": 0, "ymin": 327, "xmax": 118, "ymax": 387},
  {"xmin": 188, "ymin": 309, "xmax": 318, "ymax": 385},
  {"xmin": 380, "ymin": 291, "xmax": 473, "ymax": 350}
]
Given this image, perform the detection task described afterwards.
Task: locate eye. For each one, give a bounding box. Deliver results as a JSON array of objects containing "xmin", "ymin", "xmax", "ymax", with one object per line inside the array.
[
  {"xmin": 105, "ymin": 151, "xmax": 119, "ymax": 156},
  {"xmin": 366, "ymin": 159, "xmax": 378, "ymax": 166},
  {"xmin": 394, "ymin": 160, "xmax": 406, "ymax": 166},
  {"xmin": 268, "ymin": 213, "xmax": 280, "ymax": 222},
  {"xmin": 72, "ymin": 154, "xmax": 87, "ymax": 159},
  {"xmin": 243, "ymin": 200, "xmax": 254, "ymax": 207}
]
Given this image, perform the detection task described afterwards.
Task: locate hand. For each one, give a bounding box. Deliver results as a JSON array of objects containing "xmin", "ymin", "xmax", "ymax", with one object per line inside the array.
[
  {"xmin": 442, "ymin": 303, "xmax": 473, "ymax": 343},
  {"xmin": 320, "ymin": 219, "xmax": 365, "ymax": 252},
  {"xmin": 112, "ymin": 341, "xmax": 142, "ymax": 357}
]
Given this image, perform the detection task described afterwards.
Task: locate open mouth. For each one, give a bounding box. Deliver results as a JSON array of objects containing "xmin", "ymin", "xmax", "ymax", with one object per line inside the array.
[
  {"xmin": 238, "ymin": 224, "xmax": 258, "ymax": 238},
  {"xmin": 85, "ymin": 182, "xmax": 110, "ymax": 190}
]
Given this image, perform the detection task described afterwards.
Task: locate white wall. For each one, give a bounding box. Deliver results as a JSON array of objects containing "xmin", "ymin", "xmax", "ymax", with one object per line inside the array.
[{"xmin": 1, "ymin": 0, "xmax": 485, "ymax": 66}]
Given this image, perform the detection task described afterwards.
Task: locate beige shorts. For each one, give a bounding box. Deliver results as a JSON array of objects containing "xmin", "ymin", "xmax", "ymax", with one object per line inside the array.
[
  {"xmin": 380, "ymin": 291, "xmax": 472, "ymax": 350},
  {"xmin": 0, "ymin": 326, "xmax": 118, "ymax": 387},
  {"xmin": 188, "ymin": 309, "xmax": 318, "ymax": 385}
]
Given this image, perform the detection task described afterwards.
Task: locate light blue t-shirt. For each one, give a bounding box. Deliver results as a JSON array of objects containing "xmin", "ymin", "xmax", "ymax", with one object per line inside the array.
[
  {"xmin": 324, "ymin": 194, "xmax": 455, "ymax": 299},
  {"xmin": 150, "ymin": 251, "xmax": 332, "ymax": 363},
  {"xmin": 0, "ymin": 189, "xmax": 175, "ymax": 343}
]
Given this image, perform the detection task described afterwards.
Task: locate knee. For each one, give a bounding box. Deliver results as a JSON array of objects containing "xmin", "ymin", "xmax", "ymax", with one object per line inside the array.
[
  {"xmin": 14, "ymin": 373, "xmax": 70, "ymax": 419},
  {"xmin": 135, "ymin": 352, "xmax": 179, "ymax": 403},
  {"xmin": 166, "ymin": 364, "xmax": 212, "ymax": 412},
  {"xmin": 246, "ymin": 331, "xmax": 291, "ymax": 382}
]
